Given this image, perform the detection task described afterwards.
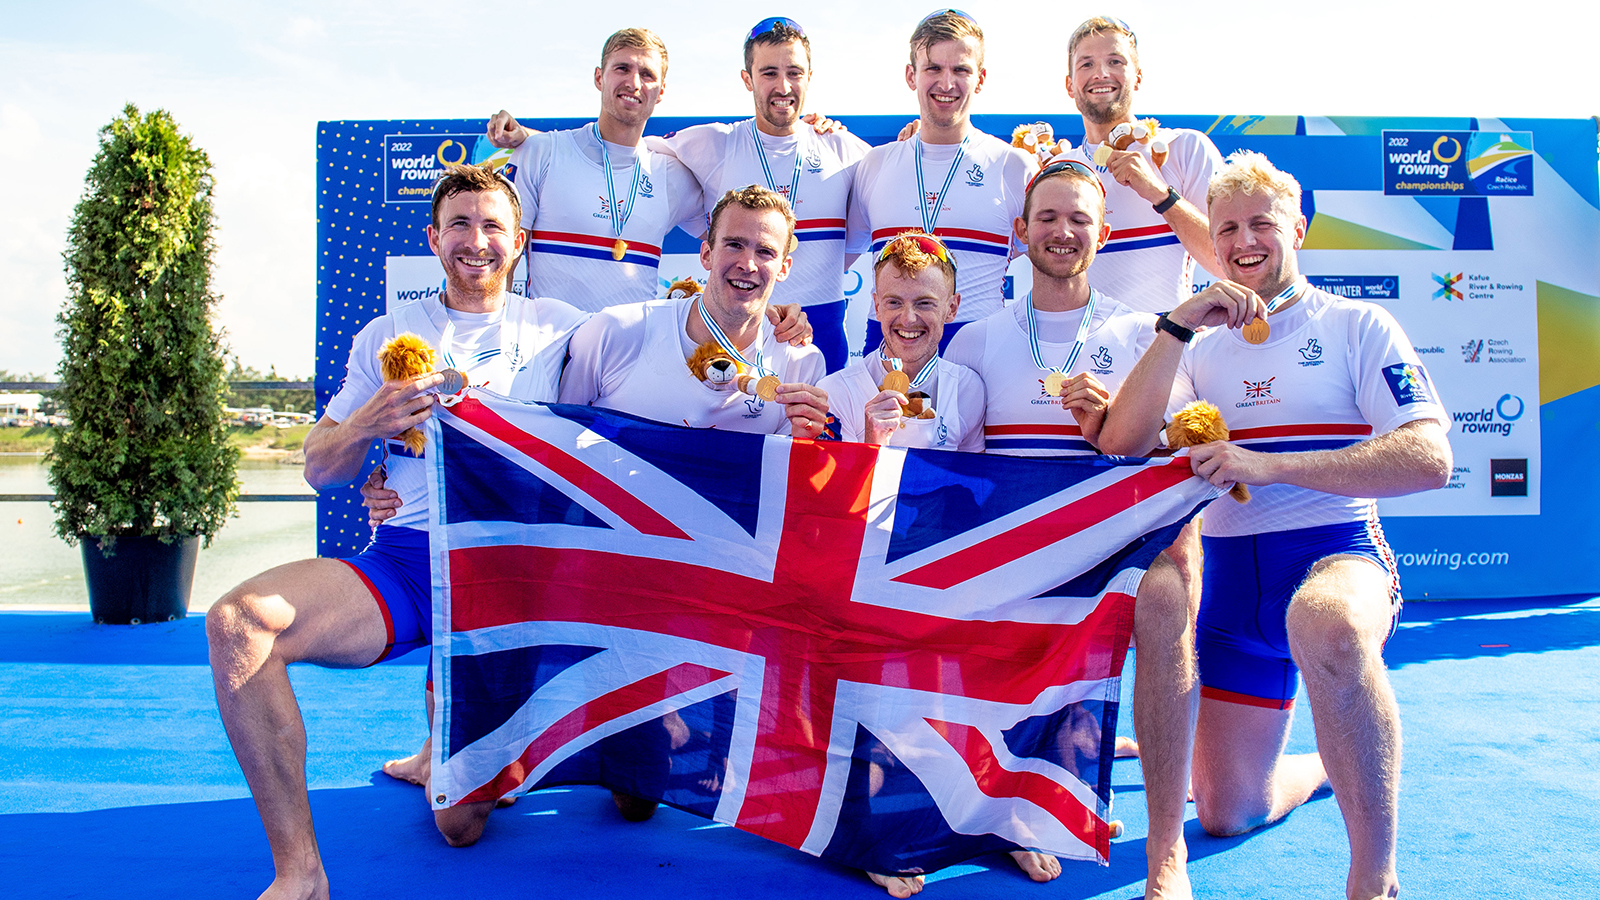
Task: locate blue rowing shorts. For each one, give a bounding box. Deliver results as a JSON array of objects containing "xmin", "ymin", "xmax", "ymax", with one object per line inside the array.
[
  {"xmin": 1197, "ymin": 516, "xmax": 1401, "ymax": 710},
  {"xmin": 340, "ymin": 525, "xmax": 431, "ymax": 666}
]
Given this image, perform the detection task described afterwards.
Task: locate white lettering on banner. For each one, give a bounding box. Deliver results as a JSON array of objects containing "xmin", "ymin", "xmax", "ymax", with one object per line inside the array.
[{"xmin": 1395, "ymin": 550, "xmax": 1512, "ymax": 570}]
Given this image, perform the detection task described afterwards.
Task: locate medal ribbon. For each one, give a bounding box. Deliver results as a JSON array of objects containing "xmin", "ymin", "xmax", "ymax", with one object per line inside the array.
[
  {"xmin": 1265, "ymin": 279, "xmax": 1305, "ymax": 315},
  {"xmin": 1025, "ymin": 289, "xmax": 1101, "ymax": 375},
  {"xmin": 914, "ymin": 135, "xmax": 969, "ymax": 237},
  {"xmin": 593, "ymin": 123, "xmax": 643, "ymax": 241},
  {"xmin": 696, "ymin": 296, "xmax": 771, "ymax": 377},
  {"xmin": 877, "ymin": 344, "xmax": 937, "ymax": 390},
  {"xmin": 750, "ymin": 119, "xmax": 803, "ymax": 208}
]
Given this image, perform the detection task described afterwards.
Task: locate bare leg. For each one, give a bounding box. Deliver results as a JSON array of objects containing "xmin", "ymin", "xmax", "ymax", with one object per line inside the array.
[
  {"xmin": 1130, "ymin": 525, "xmax": 1202, "ymax": 900},
  {"xmin": 382, "ymin": 691, "xmax": 433, "ymax": 787},
  {"xmin": 1191, "ymin": 698, "xmax": 1327, "ymax": 835},
  {"xmin": 207, "ymin": 560, "xmax": 391, "ymax": 900},
  {"xmin": 1288, "ymin": 558, "xmax": 1402, "ymax": 900}
]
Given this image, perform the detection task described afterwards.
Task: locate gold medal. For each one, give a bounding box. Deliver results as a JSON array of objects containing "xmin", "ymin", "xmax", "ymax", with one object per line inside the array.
[
  {"xmin": 611, "ymin": 238, "xmax": 628, "ymax": 261},
  {"xmin": 1241, "ymin": 318, "xmax": 1271, "ymax": 345},
  {"xmin": 1043, "ymin": 371, "xmax": 1067, "ymax": 397},
  {"xmin": 880, "ymin": 370, "xmax": 911, "ymax": 395},
  {"xmin": 1092, "ymin": 144, "xmax": 1113, "ymax": 167},
  {"xmin": 754, "ymin": 375, "xmax": 780, "ymax": 402}
]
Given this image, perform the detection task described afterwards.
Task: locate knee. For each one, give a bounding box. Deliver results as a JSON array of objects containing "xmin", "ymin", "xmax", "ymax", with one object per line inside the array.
[
  {"xmin": 206, "ymin": 584, "xmax": 292, "ymax": 656},
  {"xmin": 1191, "ymin": 784, "xmax": 1264, "ymax": 838},
  {"xmin": 1286, "ymin": 601, "xmax": 1377, "ymax": 683},
  {"xmin": 435, "ymin": 801, "xmax": 492, "ymax": 848},
  {"xmin": 1134, "ymin": 556, "xmax": 1197, "ymax": 642}
]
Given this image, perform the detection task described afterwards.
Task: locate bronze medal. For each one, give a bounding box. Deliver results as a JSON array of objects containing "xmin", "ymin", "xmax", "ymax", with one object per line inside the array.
[
  {"xmin": 754, "ymin": 375, "xmax": 780, "ymax": 402},
  {"xmin": 1241, "ymin": 318, "xmax": 1271, "ymax": 345},
  {"xmin": 611, "ymin": 238, "xmax": 628, "ymax": 261},
  {"xmin": 881, "ymin": 370, "xmax": 912, "ymax": 396},
  {"xmin": 1043, "ymin": 371, "xmax": 1067, "ymax": 397}
]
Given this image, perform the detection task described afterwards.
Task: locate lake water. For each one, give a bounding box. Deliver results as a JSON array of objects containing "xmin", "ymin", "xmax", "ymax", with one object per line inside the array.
[{"xmin": 0, "ymin": 456, "xmax": 316, "ymax": 611}]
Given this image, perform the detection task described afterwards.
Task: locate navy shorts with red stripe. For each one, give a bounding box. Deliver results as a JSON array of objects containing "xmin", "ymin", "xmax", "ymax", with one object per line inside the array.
[
  {"xmin": 1197, "ymin": 517, "xmax": 1401, "ymax": 710},
  {"xmin": 340, "ymin": 525, "xmax": 431, "ymax": 666}
]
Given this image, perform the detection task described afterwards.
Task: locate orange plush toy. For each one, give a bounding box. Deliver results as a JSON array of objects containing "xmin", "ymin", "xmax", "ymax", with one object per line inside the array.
[
  {"xmin": 665, "ymin": 276, "xmax": 704, "ymax": 300},
  {"xmin": 687, "ymin": 341, "xmax": 780, "ymax": 402},
  {"xmin": 1012, "ymin": 122, "xmax": 1071, "ymax": 166},
  {"xmin": 378, "ymin": 333, "xmax": 464, "ymax": 454},
  {"xmin": 1165, "ymin": 400, "xmax": 1251, "ymax": 502}
]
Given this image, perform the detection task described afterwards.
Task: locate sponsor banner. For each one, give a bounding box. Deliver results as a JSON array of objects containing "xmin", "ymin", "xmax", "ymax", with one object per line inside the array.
[
  {"xmin": 320, "ymin": 115, "xmax": 1599, "ymax": 598},
  {"xmin": 1382, "ymin": 130, "xmax": 1534, "ymax": 196}
]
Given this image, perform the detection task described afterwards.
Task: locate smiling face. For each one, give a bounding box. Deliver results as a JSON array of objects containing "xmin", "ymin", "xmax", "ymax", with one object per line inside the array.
[
  {"xmin": 874, "ymin": 261, "xmax": 959, "ymax": 368},
  {"xmin": 699, "ymin": 204, "xmax": 793, "ymax": 321},
  {"xmin": 1066, "ymin": 31, "xmax": 1139, "ymax": 127},
  {"xmin": 905, "ymin": 37, "xmax": 985, "ymax": 134},
  {"xmin": 1208, "ymin": 189, "xmax": 1306, "ymax": 297},
  {"xmin": 426, "ymin": 187, "xmax": 524, "ymax": 303},
  {"xmin": 1016, "ymin": 176, "xmax": 1110, "ymax": 282},
  {"xmin": 742, "ymin": 39, "xmax": 810, "ymax": 134},
  {"xmin": 594, "ymin": 46, "xmax": 666, "ymax": 131}
]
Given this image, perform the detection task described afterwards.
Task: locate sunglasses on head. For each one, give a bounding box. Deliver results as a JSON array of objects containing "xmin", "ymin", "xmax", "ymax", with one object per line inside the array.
[
  {"xmin": 1026, "ymin": 159, "xmax": 1106, "ymax": 198},
  {"xmin": 918, "ymin": 8, "xmax": 977, "ymax": 27},
  {"xmin": 747, "ymin": 16, "xmax": 806, "ymax": 41},
  {"xmin": 879, "ymin": 231, "xmax": 957, "ymax": 273}
]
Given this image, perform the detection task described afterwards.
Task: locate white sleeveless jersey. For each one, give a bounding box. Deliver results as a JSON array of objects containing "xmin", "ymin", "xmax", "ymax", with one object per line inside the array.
[
  {"xmin": 846, "ymin": 131, "xmax": 1031, "ymax": 322},
  {"xmin": 817, "ymin": 354, "xmax": 985, "ymax": 451},
  {"xmin": 324, "ymin": 295, "xmax": 589, "ymax": 529},
  {"xmin": 1168, "ymin": 286, "xmax": 1451, "ymax": 537},
  {"xmin": 507, "ymin": 127, "xmax": 704, "ymax": 312},
  {"xmin": 1076, "ymin": 128, "xmax": 1223, "ymax": 313},
  {"xmin": 945, "ymin": 293, "xmax": 1156, "ymax": 457},
  {"xmin": 652, "ymin": 120, "xmax": 870, "ymax": 308},
  {"xmin": 558, "ymin": 294, "xmax": 825, "ymax": 433}
]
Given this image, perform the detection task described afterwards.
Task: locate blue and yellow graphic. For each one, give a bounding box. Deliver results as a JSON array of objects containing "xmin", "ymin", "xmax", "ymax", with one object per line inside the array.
[
  {"xmin": 1383, "ymin": 130, "xmax": 1534, "ymax": 196},
  {"xmin": 383, "ymin": 133, "xmax": 511, "ymax": 203}
]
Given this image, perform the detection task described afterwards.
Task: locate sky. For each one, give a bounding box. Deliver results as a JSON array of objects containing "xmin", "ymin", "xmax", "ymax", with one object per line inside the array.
[{"xmin": 2, "ymin": 0, "xmax": 1595, "ymax": 378}]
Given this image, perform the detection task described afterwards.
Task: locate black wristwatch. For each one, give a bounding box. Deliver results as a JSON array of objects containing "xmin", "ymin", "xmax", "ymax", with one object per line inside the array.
[
  {"xmin": 1152, "ymin": 185, "xmax": 1181, "ymax": 214},
  {"xmin": 1154, "ymin": 314, "xmax": 1194, "ymax": 343}
]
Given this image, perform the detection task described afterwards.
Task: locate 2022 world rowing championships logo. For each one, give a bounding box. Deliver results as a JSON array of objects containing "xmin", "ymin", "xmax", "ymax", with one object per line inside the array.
[{"xmin": 1382, "ymin": 130, "xmax": 1533, "ymax": 197}]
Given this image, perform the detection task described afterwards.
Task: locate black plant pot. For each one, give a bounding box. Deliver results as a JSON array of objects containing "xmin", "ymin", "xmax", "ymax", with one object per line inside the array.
[{"xmin": 80, "ymin": 534, "xmax": 200, "ymax": 625}]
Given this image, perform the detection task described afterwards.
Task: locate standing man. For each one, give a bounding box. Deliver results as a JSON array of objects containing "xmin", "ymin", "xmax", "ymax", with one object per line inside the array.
[
  {"xmin": 1099, "ymin": 151, "xmax": 1453, "ymax": 900},
  {"xmin": 644, "ymin": 16, "xmax": 871, "ymax": 372},
  {"xmin": 206, "ymin": 165, "xmax": 589, "ymax": 900},
  {"xmin": 944, "ymin": 159, "xmax": 1203, "ymax": 900},
  {"xmin": 488, "ymin": 28, "xmax": 705, "ymax": 310},
  {"xmin": 1062, "ymin": 16, "xmax": 1224, "ymax": 312},
  {"xmin": 846, "ymin": 9, "xmax": 1036, "ymax": 355}
]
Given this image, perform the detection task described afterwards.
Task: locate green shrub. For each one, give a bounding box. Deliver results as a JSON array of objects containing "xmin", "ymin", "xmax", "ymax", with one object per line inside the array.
[{"xmin": 47, "ymin": 104, "xmax": 238, "ymax": 548}]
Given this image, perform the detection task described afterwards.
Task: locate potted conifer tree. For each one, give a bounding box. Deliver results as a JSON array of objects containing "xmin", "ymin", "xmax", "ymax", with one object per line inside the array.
[{"xmin": 48, "ymin": 104, "xmax": 238, "ymax": 624}]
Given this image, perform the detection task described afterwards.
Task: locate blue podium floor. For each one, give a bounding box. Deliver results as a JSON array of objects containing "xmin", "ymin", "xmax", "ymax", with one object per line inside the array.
[{"xmin": 3, "ymin": 596, "xmax": 1598, "ymax": 899}]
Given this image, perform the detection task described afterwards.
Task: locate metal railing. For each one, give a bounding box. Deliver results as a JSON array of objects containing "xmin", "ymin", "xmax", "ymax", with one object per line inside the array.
[{"xmin": 2, "ymin": 381, "xmax": 319, "ymax": 502}]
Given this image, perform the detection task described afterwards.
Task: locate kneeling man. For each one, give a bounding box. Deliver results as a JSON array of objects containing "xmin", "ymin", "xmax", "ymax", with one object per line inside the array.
[
  {"xmin": 817, "ymin": 231, "xmax": 984, "ymax": 451},
  {"xmin": 206, "ymin": 164, "xmax": 588, "ymax": 899},
  {"xmin": 1098, "ymin": 150, "xmax": 1452, "ymax": 900}
]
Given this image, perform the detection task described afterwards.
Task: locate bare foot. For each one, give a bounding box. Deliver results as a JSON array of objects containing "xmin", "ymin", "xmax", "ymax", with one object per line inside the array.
[
  {"xmin": 1115, "ymin": 736, "xmax": 1140, "ymax": 758},
  {"xmin": 1146, "ymin": 836, "xmax": 1192, "ymax": 900},
  {"xmin": 1346, "ymin": 867, "xmax": 1399, "ymax": 900},
  {"xmin": 611, "ymin": 790, "xmax": 659, "ymax": 822},
  {"xmin": 256, "ymin": 869, "xmax": 329, "ymax": 900},
  {"xmin": 867, "ymin": 872, "xmax": 925, "ymax": 897},
  {"xmin": 381, "ymin": 738, "xmax": 430, "ymax": 787},
  {"xmin": 1009, "ymin": 849, "xmax": 1062, "ymax": 882}
]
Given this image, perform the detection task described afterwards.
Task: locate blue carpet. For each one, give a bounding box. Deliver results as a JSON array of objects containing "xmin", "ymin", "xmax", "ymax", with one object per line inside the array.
[{"xmin": 3, "ymin": 597, "xmax": 1597, "ymax": 898}]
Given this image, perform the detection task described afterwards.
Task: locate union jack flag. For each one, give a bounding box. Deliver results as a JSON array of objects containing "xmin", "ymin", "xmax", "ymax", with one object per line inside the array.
[{"xmin": 424, "ymin": 393, "xmax": 1221, "ymax": 875}]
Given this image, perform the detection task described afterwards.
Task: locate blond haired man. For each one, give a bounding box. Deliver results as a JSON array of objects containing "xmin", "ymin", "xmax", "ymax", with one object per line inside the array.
[{"xmin": 1100, "ymin": 151, "xmax": 1453, "ymax": 900}]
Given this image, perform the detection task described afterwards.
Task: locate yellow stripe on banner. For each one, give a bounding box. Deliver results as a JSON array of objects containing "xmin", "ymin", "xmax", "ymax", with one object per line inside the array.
[
  {"xmin": 1301, "ymin": 213, "xmax": 1440, "ymax": 251},
  {"xmin": 1537, "ymin": 280, "xmax": 1600, "ymax": 404}
]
